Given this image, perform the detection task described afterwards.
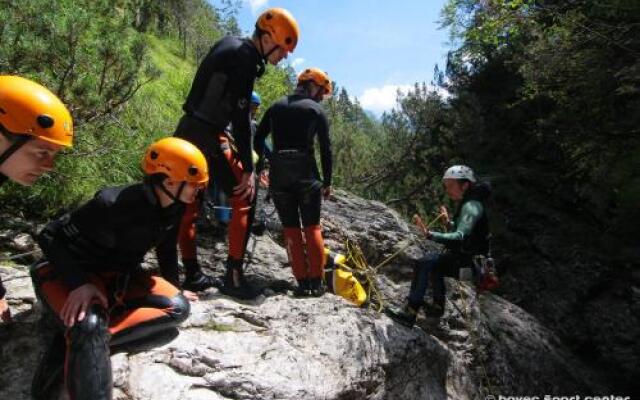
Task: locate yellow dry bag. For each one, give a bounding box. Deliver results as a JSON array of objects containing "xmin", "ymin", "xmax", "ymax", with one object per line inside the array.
[{"xmin": 324, "ymin": 249, "xmax": 367, "ymax": 307}]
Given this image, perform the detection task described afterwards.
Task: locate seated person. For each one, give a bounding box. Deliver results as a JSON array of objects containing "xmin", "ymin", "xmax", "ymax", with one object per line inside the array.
[{"xmin": 387, "ymin": 165, "xmax": 491, "ymax": 326}]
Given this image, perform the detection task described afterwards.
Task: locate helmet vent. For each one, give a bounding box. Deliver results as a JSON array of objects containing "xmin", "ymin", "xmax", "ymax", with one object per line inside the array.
[
  {"xmin": 0, "ymin": 108, "xmax": 6, "ymax": 115},
  {"xmin": 150, "ymin": 150, "xmax": 159, "ymax": 160},
  {"xmin": 188, "ymin": 166, "xmax": 198, "ymax": 176},
  {"xmin": 37, "ymin": 115, "xmax": 54, "ymax": 129}
]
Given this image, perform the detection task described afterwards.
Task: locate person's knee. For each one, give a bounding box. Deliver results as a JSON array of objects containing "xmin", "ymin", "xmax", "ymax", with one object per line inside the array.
[
  {"xmin": 169, "ymin": 293, "xmax": 190, "ymax": 325},
  {"xmin": 300, "ymin": 214, "xmax": 320, "ymax": 227},
  {"xmin": 414, "ymin": 256, "xmax": 434, "ymax": 273},
  {"xmin": 69, "ymin": 305, "xmax": 109, "ymax": 342}
]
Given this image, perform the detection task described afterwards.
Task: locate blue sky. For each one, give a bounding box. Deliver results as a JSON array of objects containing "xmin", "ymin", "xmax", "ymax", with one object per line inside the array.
[{"xmin": 213, "ymin": 0, "xmax": 451, "ymax": 114}]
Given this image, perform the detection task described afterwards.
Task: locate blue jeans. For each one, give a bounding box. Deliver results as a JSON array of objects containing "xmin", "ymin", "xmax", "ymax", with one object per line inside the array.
[
  {"xmin": 407, "ymin": 252, "xmax": 462, "ymax": 307},
  {"xmin": 407, "ymin": 254, "xmax": 440, "ymax": 306}
]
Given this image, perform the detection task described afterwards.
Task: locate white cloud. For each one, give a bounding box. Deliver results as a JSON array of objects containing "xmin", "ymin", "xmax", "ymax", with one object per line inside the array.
[
  {"xmin": 358, "ymin": 84, "xmax": 450, "ymax": 115},
  {"xmin": 290, "ymin": 57, "xmax": 305, "ymax": 69},
  {"xmin": 358, "ymin": 84, "xmax": 413, "ymax": 115},
  {"xmin": 245, "ymin": 0, "xmax": 268, "ymax": 14}
]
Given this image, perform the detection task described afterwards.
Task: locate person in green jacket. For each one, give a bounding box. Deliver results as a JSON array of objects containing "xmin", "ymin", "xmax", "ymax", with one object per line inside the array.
[{"xmin": 387, "ymin": 165, "xmax": 492, "ymax": 326}]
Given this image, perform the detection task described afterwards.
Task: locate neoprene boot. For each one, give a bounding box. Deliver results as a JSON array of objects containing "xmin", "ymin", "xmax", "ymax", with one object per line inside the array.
[
  {"xmin": 293, "ymin": 279, "xmax": 310, "ymax": 297},
  {"xmin": 182, "ymin": 259, "xmax": 221, "ymax": 291},
  {"xmin": 219, "ymin": 259, "xmax": 261, "ymax": 300},
  {"xmin": 386, "ymin": 303, "xmax": 419, "ymax": 327},
  {"xmin": 308, "ymin": 277, "xmax": 325, "ymax": 297}
]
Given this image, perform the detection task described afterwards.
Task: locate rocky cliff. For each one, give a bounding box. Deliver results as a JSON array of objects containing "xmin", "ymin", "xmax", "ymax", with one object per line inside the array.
[{"xmin": 0, "ymin": 190, "xmax": 613, "ymax": 399}]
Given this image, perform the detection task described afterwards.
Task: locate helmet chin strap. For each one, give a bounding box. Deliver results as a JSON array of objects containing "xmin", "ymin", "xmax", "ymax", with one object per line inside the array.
[
  {"xmin": 257, "ymin": 34, "xmax": 279, "ymax": 77},
  {"xmin": 0, "ymin": 129, "xmax": 33, "ymax": 186},
  {"xmin": 150, "ymin": 175, "xmax": 187, "ymax": 205},
  {"xmin": 161, "ymin": 181, "xmax": 186, "ymax": 204}
]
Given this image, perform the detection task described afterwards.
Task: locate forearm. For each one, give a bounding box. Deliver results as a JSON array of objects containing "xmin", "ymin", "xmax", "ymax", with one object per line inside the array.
[
  {"xmin": 430, "ymin": 201, "xmax": 483, "ymax": 244},
  {"xmin": 430, "ymin": 230, "xmax": 464, "ymax": 243},
  {"xmin": 156, "ymin": 228, "xmax": 180, "ymax": 288},
  {"xmin": 317, "ymin": 115, "xmax": 332, "ymax": 186}
]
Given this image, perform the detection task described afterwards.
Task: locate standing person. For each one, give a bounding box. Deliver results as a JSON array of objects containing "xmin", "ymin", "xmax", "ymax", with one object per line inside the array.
[
  {"xmin": 31, "ymin": 137, "xmax": 207, "ymax": 400},
  {"xmin": 0, "ymin": 75, "xmax": 74, "ymax": 323},
  {"xmin": 386, "ymin": 165, "xmax": 492, "ymax": 326},
  {"xmin": 209, "ymin": 90, "xmax": 263, "ymax": 226},
  {"xmin": 254, "ymin": 68, "xmax": 333, "ymax": 297},
  {"xmin": 173, "ymin": 8, "xmax": 299, "ymax": 299}
]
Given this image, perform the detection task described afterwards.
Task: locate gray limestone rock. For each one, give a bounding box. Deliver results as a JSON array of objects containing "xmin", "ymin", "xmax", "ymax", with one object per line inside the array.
[{"xmin": 0, "ymin": 192, "xmax": 611, "ymax": 399}]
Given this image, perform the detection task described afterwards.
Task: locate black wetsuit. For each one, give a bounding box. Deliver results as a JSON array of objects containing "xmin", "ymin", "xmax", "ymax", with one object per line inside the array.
[
  {"xmin": 32, "ymin": 180, "xmax": 190, "ymax": 400},
  {"xmin": 173, "ymin": 35, "xmax": 265, "ymax": 267},
  {"xmin": 254, "ymin": 94, "xmax": 332, "ymax": 227},
  {"xmin": 36, "ymin": 181, "xmax": 184, "ymax": 288},
  {"xmin": 175, "ymin": 35, "xmax": 263, "ymax": 189}
]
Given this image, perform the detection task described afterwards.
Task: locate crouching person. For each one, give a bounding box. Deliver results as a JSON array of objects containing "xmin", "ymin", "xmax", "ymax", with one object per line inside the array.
[{"xmin": 30, "ymin": 137, "xmax": 209, "ymax": 400}]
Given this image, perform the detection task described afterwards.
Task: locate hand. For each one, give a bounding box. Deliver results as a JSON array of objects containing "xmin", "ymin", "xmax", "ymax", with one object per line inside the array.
[
  {"xmin": 439, "ymin": 205, "xmax": 450, "ymax": 224},
  {"xmin": 0, "ymin": 297, "xmax": 12, "ymax": 323},
  {"xmin": 233, "ymin": 172, "xmax": 256, "ymax": 201},
  {"xmin": 425, "ymin": 230, "xmax": 433, "ymax": 239},
  {"xmin": 412, "ymin": 214, "xmax": 428, "ymax": 236},
  {"xmin": 322, "ymin": 186, "xmax": 332, "ymax": 200},
  {"xmin": 60, "ymin": 284, "xmax": 108, "ymax": 328},
  {"xmin": 182, "ymin": 290, "xmax": 199, "ymax": 302}
]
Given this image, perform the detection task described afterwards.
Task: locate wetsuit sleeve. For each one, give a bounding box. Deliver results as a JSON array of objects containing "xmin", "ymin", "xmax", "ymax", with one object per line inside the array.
[
  {"xmin": 430, "ymin": 201, "xmax": 483, "ymax": 243},
  {"xmin": 254, "ymin": 107, "xmax": 272, "ymax": 164},
  {"xmin": 155, "ymin": 223, "xmax": 180, "ymax": 288},
  {"xmin": 229, "ymin": 67, "xmax": 255, "ymax": 173},
  {"xmin": 316, "ymin": 110, "xmax": 333, "ymax": 187}
]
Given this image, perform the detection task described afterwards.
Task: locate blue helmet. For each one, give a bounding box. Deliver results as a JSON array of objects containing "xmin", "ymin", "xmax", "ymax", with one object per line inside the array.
[{"xmin": 251, "ymin": 91, "xmax": 261, "ymax": 106}]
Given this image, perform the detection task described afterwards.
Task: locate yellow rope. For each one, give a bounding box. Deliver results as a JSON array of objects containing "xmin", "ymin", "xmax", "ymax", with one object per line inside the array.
[
  {"xmin": 372, "ymin": 212, "xmax": 444, "ymax": 272},
  {"xmin": 337, "ymin": 212, "xmax": 446, "ymax": 313}
]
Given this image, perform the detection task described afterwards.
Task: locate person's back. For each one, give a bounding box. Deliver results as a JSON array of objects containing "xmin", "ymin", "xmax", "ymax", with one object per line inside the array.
[
  {"xmin": 182, "ymin": 36, "xmax": 260, "ymax": 132},
  {"xmin": 267, "ymin": 94, "xmax": 327, "ymax": 152},
  {"xmin": 254, "ymin": 67, "xmax": 333, "ymax": 296}
]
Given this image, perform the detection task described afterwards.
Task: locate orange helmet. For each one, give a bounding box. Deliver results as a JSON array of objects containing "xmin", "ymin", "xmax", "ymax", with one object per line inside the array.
[
  {"xmin": 298, "ymin": 68, "xmax": 332, "ymax": 96},
  {"xmin": 142, "ymin": 137, "xmax": 208, "ymax": 185},
  {"xmin": 0, "ymin": 75, "xmax": 73, "ymax": 147},
  {"xmin": 256, "ymin": 8, "xmax": 299, "ymax": 52}
]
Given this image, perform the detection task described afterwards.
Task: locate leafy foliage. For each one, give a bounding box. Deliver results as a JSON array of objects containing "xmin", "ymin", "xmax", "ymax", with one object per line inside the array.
[{"xmin": 0, "ymin": 0, "xmax": 292, "ymax": 216}]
